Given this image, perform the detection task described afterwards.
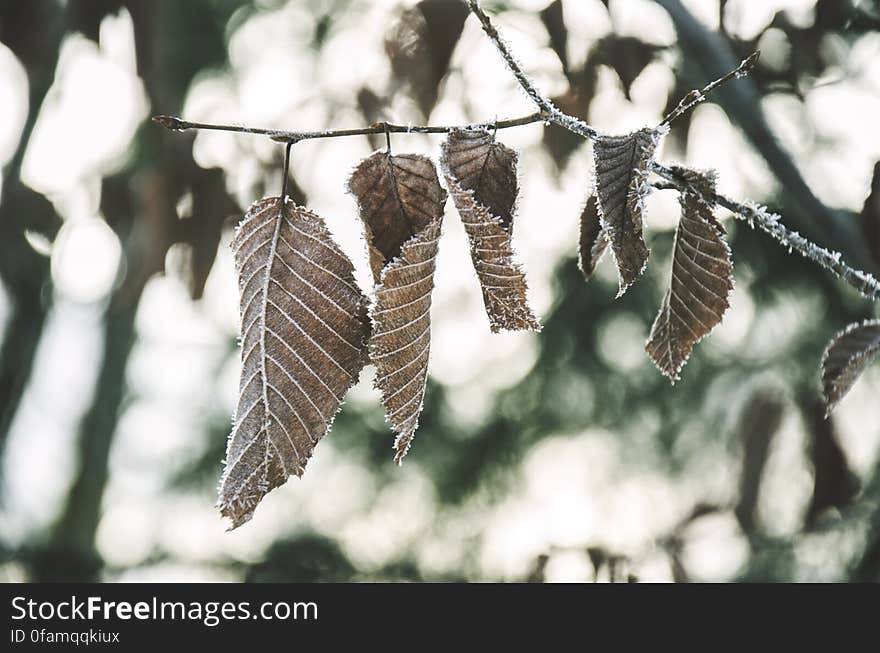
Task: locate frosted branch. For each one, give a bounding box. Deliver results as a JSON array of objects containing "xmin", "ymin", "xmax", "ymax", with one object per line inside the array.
[
  {"xmin": 469, "ymin": 1, "xmax": 879, "ymax": 303},
  {"xmin": 652, "ymin": 162, "xmax": 880, "ymax": 301},
  {"xmin": 466, "ymin": 0, "xmax": 599, "ymax": 139},
  {"xmin": 153, "ymin": 112, "xmax": 545, "ymax": 143}
]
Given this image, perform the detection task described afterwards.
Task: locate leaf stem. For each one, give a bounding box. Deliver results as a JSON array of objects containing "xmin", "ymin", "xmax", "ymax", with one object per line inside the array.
[{"xmin": 281, "ymin": 141, "xmax": 294, "ymax": 202}]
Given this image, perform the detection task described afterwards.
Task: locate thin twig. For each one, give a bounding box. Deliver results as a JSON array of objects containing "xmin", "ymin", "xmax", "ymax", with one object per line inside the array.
[
  {"xmin": 659, "ymin": 50, "xmax": 760, "ymax": 126},
  {"xmin": 152, "ymin": 113, "xmax": 544, "ymax": 143},
  {"xmin": 723, "ymin": 196, "xmax": 880, "ymax": 301},
  {"xmin": 465, "ymin": 4, "xmax": 555, "ymax": 118}
]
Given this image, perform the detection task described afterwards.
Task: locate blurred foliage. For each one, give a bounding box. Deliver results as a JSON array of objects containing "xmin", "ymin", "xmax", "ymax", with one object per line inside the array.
[{"xmin": 1, "ymin": 0, "xmax": 879, "ymax": 583}]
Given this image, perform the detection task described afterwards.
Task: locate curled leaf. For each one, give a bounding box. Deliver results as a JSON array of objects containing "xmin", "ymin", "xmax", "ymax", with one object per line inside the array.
[
  {"xmin": 820, "ymin": 319, "xmax": 880, "ymax": 415},
  {"xmin": 592, "ymin": 127, "xmax": 664, "ymax": 296},
  {"xmin": 645, "ymin": 168, "xmax": 733, "ymax": 383},
  {"xmin": 348, "ymin": 152, "xmax": 447, "ymax": 462},
  {"xmin": 219, "ymin": 197, "xmax": 370, "ymax": 528},
  {"xmin": 578, "ymin": 194, "xmax": 609, "ymax": 280},
  {"xmin": 441, "ymin": 128, "xmax": 540, "ymax": 332}
]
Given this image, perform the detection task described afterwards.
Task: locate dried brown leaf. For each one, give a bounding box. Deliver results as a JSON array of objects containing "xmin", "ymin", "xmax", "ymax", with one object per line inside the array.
[
  {"xmin": 348, "ymin": 152, "xmax": 447, "ymax": 463},
  {"xmin": 540, "ymin": 0, "xmax": 568, "ymax": 72},
  {"xmin": 645, "ymin": 168, "xmax": 733, "ymax": 383},
  {"xmin": 820, "ymin": 319, "xmax": 880, "ymax": 415},
  {"xmin": 441, "ymin": 129, "xmax": 540, "ymax": 332},
  {"xmin": 592, "ymin": 127, "xmax": 664, "ymax": 296},
  {"xmin": 578, "ymin": 194, "xmax": 609, "ymax": 280},
  {"xmin": 219, "ymin": 197, "xmax": 370, "ymax": 528},
  {"xmin": 384, "ymin": 0, "xmax": 468, "ymax": 118}
]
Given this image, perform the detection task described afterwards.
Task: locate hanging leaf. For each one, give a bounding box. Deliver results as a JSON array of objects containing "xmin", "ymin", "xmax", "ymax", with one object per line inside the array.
[
  {"xmin": 578, "ymin": 194, "xmax": 609, "ymax": 280},
  {"xmin": 645, "ymin": 168, "xmax": 733, "ymax": 383},
  {"xmin": 348, "ymin": 151, "xmax": 447, "ymax": 463},
  {"xmin": 441, "ymin": 128, "xmax": 540, "ymax": 333},
  {"xmin": 592, "ymin": 127, "xmax": 664, "ymax": 296},
  {"xmin": 820, "ymin": 319, "xmax": 880, "ymax": 415},
  {"xmin": 218, "ymin": 197, "xmax": 370, "ymax": 528}
]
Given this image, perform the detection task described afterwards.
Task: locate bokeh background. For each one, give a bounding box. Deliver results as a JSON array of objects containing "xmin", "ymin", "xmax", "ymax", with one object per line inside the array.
[{"xmin": 1, "ymin": 0, "xmax": 879, "ymax": 582}]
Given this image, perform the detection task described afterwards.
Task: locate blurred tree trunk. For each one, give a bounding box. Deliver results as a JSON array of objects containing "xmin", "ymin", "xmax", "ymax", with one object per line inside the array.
[
  {"xmin": 0, "ymin": 1, "xmax": 65, "ymax": 465},
  {"xmin": 30, "ymin": 0, "xmax": 242, "ymax": 580},
  {"xmin": 29, "ymin": 0, "xmax": 167, "ymax": 581},
  {"xmin": 32, "ymin": 302, "xmax": 137, "ymax": 580}
]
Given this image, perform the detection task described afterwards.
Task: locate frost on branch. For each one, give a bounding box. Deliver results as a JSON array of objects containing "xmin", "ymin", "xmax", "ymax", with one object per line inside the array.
[
  {"xmin": 820, "ymin": 319, "xmax": 880, "ymax": 415},
  {"xmin": 645, "ymin": 168, "xmax": 733, "ymax": 383},
  {"xmin": 348, "ymin": 152, "xmax": 447, "ymax": 463},
  {"xmin": 592, "ymin": 127, "xmax": 665, "ymax": 296},
  {"xmin": 441, "ymin": 128, "xmax": 540, "ymax": 332},
  {"xmin": 578, "ymin": 194, "xmax": 609, "ymax": 280},
  {"xmin": 219, "ymin": 198, "xmax": 370, "ymax": 528}
]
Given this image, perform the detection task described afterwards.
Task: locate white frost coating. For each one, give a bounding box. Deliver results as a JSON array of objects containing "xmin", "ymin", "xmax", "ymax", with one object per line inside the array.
[
  {"xmin": 650, "ymin": 160, "xmax": 880, "ymax": 303},
  {"xmin": 592, "ymin": 125, "xmax": 667, "ymax": 296},
  {"xmin": 467, "ymin": 0, "xmax": 599, "ymax": 140},
  {"xmin": 737, "ymin": 200, "xmax": 880, "ymax": 301}
]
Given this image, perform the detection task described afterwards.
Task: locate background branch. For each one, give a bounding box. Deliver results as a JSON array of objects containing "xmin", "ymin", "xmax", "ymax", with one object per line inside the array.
[{"xmin": 0, "ymin": 1, "xmax": 65, "ymax": 470}]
